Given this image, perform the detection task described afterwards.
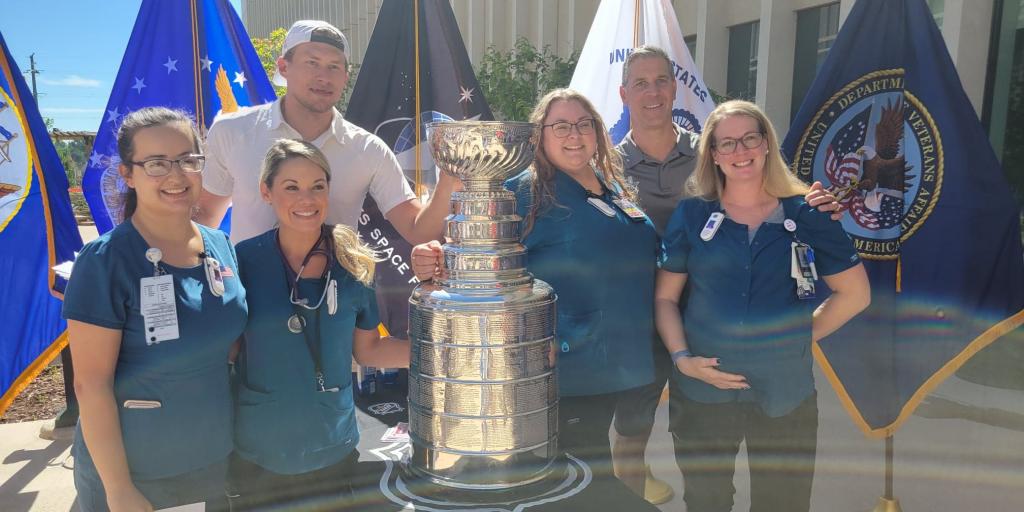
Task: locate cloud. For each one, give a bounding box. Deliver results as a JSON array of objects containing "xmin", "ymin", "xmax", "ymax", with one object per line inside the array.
[
  {"xmin": 40, "ymin": 107, "xmax": 104, "ymax": 115},
  {"xmin": 40, "ymin": 75, "xmax": 101, "ymax": 88}
]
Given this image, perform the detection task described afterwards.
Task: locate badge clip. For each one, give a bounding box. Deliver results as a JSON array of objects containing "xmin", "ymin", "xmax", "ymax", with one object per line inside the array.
[{"xmin": 700, "ymin": 212, "xmax": 725, "ymax": 241}]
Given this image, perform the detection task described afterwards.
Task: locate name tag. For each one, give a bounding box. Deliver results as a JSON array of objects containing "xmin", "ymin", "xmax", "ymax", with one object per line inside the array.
[
  {"xmin": 140, "ymin": 274, "xmax": 179, "ymax": 345},
  {"xmin": 611, "ymin": 198, "xmax": 648, "ymax": 221}
]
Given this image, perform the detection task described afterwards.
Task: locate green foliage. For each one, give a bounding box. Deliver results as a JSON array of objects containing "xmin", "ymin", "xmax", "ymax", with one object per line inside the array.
[
  {"xmin": 476, "ymin": 38, "xmax": 579, "ymax": 121},
  {"xmin": 251, "ymin": 28, "xmax": 288, "ymax": 98}
]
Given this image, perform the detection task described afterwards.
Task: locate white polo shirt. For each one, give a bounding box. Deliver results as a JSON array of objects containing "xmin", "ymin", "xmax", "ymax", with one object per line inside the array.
[{"xmin": 203, "ymin": 98, "xmax": 415, "ymax": 242}]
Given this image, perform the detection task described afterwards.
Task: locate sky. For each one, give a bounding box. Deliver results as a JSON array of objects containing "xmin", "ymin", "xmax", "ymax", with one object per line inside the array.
[{"xmin": 1, "ymin": 0, "xmax": 242, "ymax": 131}]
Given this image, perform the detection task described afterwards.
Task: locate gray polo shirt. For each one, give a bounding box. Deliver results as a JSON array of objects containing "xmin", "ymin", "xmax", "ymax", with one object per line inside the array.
[{"xmin": 617, "ymin": 124, "xmax": 699, "ymax": 235}]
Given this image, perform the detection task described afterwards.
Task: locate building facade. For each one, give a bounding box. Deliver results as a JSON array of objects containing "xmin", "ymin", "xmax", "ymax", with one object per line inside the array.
[{"xmin": 242, "ymin": 0, "xmax": 1023, "ymax": 193}]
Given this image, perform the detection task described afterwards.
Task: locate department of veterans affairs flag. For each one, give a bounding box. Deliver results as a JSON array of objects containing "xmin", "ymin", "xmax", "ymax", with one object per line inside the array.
[
  {"xmin": 0, "ymin": 32, "xmax": 83, "ymax": 416},
  {"xmin": 782, "ymin": 0, "xmax": 1024, "ymax": 437},
  {"xmin": 82, "ymin": 0, "xmax": 275, "ymax": 234},
  {"xmin": 345, "ymin": 0, "xmax": 493, "ymax": 340},
  {"xmin": 569, "ymin": 0, "xmax": 715, "ymax": 142}
]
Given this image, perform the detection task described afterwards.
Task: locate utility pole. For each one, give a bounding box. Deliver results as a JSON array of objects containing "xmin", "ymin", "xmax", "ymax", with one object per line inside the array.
[{"xmin": 26, "ymin": 53, "xmax": 40, "ymax": 103}]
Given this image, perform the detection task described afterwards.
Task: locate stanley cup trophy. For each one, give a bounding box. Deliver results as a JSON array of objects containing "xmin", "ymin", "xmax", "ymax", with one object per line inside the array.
[{"xmin": 407, "ymin": 121, "xmax": 558, "ymax": 490}]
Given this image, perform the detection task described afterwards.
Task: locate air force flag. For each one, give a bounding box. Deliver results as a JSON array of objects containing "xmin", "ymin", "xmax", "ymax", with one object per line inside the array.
[
  {"xmin": 82, "ymin": 0, "xmax": 275, "ymax": 234},
  {"xmin": 569, "ymin": 0, "xmax": 715, "ymax": 142}
]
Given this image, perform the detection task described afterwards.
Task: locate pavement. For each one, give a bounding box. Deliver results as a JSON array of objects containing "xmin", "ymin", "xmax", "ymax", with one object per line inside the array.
[{"xmin": 4, "ymin": 360, "xmax": 1023, "ymax": 512}]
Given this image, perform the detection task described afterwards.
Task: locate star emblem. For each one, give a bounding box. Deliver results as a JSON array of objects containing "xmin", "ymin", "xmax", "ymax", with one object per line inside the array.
[
  {"xmin": 106, "ymin": 107, "xmax": 120, "ymax": 123},
  {"xmin": 89, "ymin": 151, "xmax": 103, "ymax": 167},
  {"xmin": 200, "ymin": 55, "xmax": 213, "ymax": 72},
  {"xmin": 458, "ymin": 86, "xmax": 474, "ymax": 104},
  {"xmin": 131, "ymin": 77, "xmax": 146, "ymax": 94},
  {"xmin": 163, "ymin": 57, "xmax": 178, "ymax": 74},
  {"xmin": 233, "ymin": 71, "xmax": 247, "ymax": 87}
]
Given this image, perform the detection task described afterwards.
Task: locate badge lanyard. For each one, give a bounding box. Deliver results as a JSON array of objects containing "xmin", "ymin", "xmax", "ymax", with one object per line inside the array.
[
  {"xmin": 276, "ymin": 227, "xmax": 340, "ymax": 392},
  {"xmin": 140, "ymin": 246, "xmax": 226, "ymax": 345},
  {"xmin": 785, "ymin": 219, "xmax": 818, "ymax": 300}
]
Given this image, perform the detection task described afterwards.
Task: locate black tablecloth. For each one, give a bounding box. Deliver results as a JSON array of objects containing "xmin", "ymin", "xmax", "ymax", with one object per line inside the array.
[{"xmin": 336, "ymin": 372, "xmax": 660, "ymax": 512}]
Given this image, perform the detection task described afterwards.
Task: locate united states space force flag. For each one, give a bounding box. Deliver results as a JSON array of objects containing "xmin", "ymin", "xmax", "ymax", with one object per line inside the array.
[
  {"xmin": 782, "ymin": 0, "xmax": 1024, "ymax": 437},
  {"xmin": 346, "ymin": 0, "xmax": 492, "ymax": 340},
  {"xmin": 82, "ymin": 0, "xmax": 275, "ymax": 234},
  {"xmin": 0, "ymin": 31, "xmax": 83, "ymax": 415},
  {"xmin": 569, "ymin": 0, "xmax": 715, "ymax": 142}
]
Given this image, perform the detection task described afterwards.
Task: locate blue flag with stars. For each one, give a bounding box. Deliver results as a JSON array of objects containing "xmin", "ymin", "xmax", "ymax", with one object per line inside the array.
[
  {"xmin": 782, "ymin": 0, "xmax": 1024, "ymax": 437},
  {"xmin": 83, "ymin": 0, "xmax": 275, "ymax": 233},
  {"xmin": 0, "ymin": 31, "xmax": 83, "ymax": 416}
]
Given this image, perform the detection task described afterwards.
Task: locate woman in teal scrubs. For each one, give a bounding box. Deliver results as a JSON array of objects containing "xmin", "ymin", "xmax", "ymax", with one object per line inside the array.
[
  {"xmin": 228, "ymin": 139, "xmax": 409, "ymax": 508},
  {"xmin": 64, "ymin": 107, "xmax": 246, "ymax": 512},
  {"xmin": 413, "ymin": 88, "xmax": 660, "ymax": 476},
  {"xmin": 655, "ymin": 100, "xmax": 871, "ymax": 512}
]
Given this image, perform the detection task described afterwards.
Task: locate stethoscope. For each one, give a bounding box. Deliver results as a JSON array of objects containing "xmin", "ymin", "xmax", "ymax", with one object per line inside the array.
[
  {"xmin": 276, "ymin": 226, "xmax": 338, "ymax": 334},
  {"xmin": 275, "ymin": 226, "xmax": 340, "ymax": 392},
  {"xmin": 144, "ymin": 246, "xmax": 225, "ymax": 297}
]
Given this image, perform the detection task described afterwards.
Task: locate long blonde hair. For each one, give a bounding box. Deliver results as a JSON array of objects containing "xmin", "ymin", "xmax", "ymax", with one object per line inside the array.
[
  {"xmin": 523, "ymin": 88, "xmax": 634, "ymax": 236},
  {"xmin": 261, "ymin": 139, "xmax": 379, "ymax": 285},
  {"xmin": 687, "ymin": 100, "xmax": 808, "ymax": 201}
]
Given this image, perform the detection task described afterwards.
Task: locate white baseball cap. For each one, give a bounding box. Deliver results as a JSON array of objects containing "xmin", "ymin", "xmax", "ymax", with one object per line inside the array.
[{"xmin": 272, "ymin": 20, "xmax": 349, "ymax": 87}]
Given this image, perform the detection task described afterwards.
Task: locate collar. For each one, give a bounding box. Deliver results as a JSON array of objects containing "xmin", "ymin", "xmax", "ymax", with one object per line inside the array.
[
  {"xmin": 619, "ymin": 123, "xmax": 698, "ymax": 169},
  {"xmin": 268, "ymin": 97, "xmax": 349, "ymax": 144}
]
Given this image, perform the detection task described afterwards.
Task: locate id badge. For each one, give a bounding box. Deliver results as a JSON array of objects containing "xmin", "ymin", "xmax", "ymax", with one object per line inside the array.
[
  {"xmin": 791, "ymin": 242, "xmax": 817, "ymax": 300},
  {"xmin": 611, "ymin": 198, "xmax": 647, "ymax": 222},
  {"xmin": 140, "ymin": 274, "xmax": 180, "ymax": 344},
  {"xmin": 586, "ymin": 196, "xmax": 616, "ymax": 217},
  {"xmin": 203, "ymin": 257, "xmax": 225, "ymax": 297}
]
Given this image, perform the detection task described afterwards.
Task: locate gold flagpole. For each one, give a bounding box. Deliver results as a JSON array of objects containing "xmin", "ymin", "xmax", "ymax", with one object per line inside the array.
[{"xmin": 413, "ymin": 0, "xmax": 423, "ymax": 200}]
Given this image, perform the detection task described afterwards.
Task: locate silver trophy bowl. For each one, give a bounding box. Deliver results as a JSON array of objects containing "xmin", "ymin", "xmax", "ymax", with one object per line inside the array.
[{"xmin": 407, "ymin": 121, "xmax": 558, "ymax": 490}]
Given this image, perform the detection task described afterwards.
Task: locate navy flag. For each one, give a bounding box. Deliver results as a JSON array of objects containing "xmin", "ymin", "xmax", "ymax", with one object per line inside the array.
[
  {"xmin": 0, "ymin": 32, "xmax": 83, "ymax": 415},
  {"xmin": 82, "ymin": 0, "xmax": 275, "ymax": 234},
  {"xmin": 782, "ymin": 0, "xmax": 1024, "ymax": 437},
  {"xmin": 345, "ymin": 0, "xmax": 493, "ymax": 339}
]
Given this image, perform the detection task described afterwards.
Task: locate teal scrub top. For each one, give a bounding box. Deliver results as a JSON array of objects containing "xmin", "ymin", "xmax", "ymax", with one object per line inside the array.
[
  {"xmin": 62, "ymin": 221, "xmax": 247, "ymax": 480},
  {"xmin": 661, "ymin": 196, "xmax": 860, "ymax": 417},
  {"xmin": 506, "ymin": 169, "xmax": 659, "ymax": 397},
  {"xmin": 234, "ymin": 228, "xmax": 380, "ymax": 475}
]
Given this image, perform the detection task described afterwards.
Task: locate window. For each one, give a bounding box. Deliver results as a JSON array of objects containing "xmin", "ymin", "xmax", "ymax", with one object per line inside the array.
[
  {"xmin": 685, "ymin": 34, "xmax": 697, "ymax": 62},
  {"xmin": 727, "ymin": 21, "xmax": 759, "ymax": 100},
  {"xmin": 983, "ymin": 0, "xmax": 1024, "ymax": 207},
  {"xmin": 928, "ymin": 0, "xmax": 945, "ymax": 30},
  {"xmin": 791, "ymin": 3, "xmax": 841, "ymax": 120}
]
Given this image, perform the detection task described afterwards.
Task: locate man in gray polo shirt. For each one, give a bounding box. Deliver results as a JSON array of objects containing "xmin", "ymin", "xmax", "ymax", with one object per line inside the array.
[{"xmin": 611, "ymin": 46, "xmax": 693, "ymax": 505}]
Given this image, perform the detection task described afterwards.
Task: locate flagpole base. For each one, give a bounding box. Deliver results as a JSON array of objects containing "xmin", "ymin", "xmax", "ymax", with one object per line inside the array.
[{"xmin": 871, "ymin": 497, "xmax": 903, "ymax": 512}]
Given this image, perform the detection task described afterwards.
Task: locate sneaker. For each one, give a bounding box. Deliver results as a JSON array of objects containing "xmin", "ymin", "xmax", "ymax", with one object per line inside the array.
[{"xmin": 644, "ymin": 465, "xmax": 675, "ymax": 505}]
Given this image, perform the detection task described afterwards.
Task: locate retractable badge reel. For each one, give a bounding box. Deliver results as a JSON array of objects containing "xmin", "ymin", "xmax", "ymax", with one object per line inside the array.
[
  {"xmin": 700, "ymin": 212, "xmax": 725, "ymax": 241},
  {"xmin": 202, "ymin": 252, "xmax": 226, "ymax": 297}
]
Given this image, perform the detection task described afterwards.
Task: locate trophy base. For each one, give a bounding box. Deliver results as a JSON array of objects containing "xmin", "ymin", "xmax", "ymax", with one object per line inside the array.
[{"xmin": 382, "ymin": 454, "xmax": 593, "ymax": 507}]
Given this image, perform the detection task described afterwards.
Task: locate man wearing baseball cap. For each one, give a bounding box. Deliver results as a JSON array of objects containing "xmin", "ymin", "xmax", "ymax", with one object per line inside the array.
[{"xmin": 197, "ymin": 20, "xmax": 457, "ymax": 245}]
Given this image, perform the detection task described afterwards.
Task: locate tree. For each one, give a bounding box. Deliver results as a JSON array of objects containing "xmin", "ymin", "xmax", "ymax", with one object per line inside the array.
[
  {"xmin": 251, "ymin": 28, "xmax": 361, "ymax": 114},
  {"xmin": 476, "ymin": 38, "xmax": 579, "ymax": 121}
]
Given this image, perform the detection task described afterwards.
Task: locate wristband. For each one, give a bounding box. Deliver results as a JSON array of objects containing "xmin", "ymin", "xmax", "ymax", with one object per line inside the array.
[{"xmin": 671, "ymin": 349, "xmax": 692, "ymax": 364}]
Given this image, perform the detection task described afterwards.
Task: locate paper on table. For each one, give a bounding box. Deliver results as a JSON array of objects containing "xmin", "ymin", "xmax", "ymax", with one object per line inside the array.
[{"xmin": 156, "ymin": 503, "xmax": 205, "ymax": 512}]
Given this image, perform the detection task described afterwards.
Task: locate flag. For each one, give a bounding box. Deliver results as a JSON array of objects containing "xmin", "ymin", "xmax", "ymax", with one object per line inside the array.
[
  {"xmin": 782, "ymin": 0, "xmax": 1024, "ymax": 437},
  {"xmin": 569, "ymin": 0, "xmax": 715, "ymax": 142},
  {"xmin": 0, "ymin": 31, "xmax": 83, "ymax": 416},
  {"xmin": 345, "ymin": 0, "xmax": 493, "ymax": 340},
  {"xmin": 82, "ymin": 0, "xmax": 275, "ymax": 234}
]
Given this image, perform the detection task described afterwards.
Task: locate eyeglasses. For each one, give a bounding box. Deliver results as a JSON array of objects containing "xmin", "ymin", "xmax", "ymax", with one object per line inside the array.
[
  {"xmin": 713, "ymin": 132, "xmax": 765, "ymax": 155},
  {"xmin": 543, "ymin": 118, "xmax": 597, "ymax": 138},
  {"xmin": 129, "ymin": 154, "xmax": 206, "ymax": 177}
]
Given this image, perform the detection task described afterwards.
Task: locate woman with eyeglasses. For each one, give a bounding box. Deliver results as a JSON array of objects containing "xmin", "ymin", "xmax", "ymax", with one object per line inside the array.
[
  {"xmin": 411, "ymin": 88, "xmax": 659, "ymax": 475},
  {"xmin": 227, "ymin": 139, "xmax": 408, "ymax": 508},
  {"xmin": 656, "ymin": 100, "xmax": 870, "ymax": 512},
  {"xmin": 63, "ymin": 107, "xmax": 246, "ymax": 512}
]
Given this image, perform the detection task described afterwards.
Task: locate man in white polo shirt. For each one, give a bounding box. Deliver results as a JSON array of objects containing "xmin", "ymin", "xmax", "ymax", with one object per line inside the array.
[{"xmin": 196, "ymin": 20, "xmax": 455, "ymax": 244}]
